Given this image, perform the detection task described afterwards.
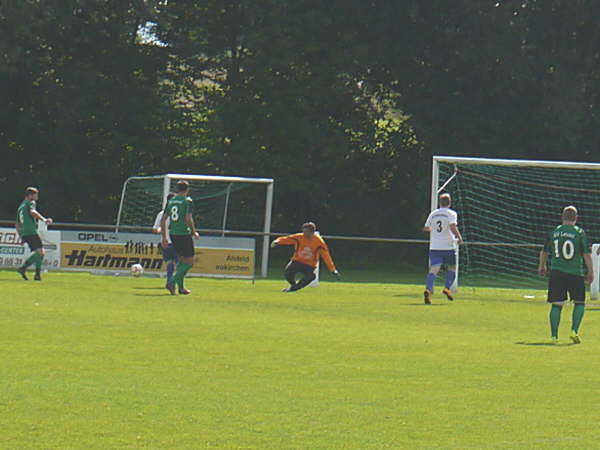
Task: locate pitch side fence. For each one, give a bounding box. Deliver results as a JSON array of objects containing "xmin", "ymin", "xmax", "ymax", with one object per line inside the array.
[{"xmin": 0, "ymin": 219, "xmax": 548, "ymax": 281}]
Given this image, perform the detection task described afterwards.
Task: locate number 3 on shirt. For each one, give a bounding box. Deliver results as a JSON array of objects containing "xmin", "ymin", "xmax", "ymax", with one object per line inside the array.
[
  {"xmin": 170, "ymin": 206, "xmax": 179, "ymax": 221},
  {"xmin": 553, "ymin": 239, "xmax": 574, "ymax": 260},
  {"xmin": 436, "ymin": 220, "xmax": 443, "ymax": 233}
]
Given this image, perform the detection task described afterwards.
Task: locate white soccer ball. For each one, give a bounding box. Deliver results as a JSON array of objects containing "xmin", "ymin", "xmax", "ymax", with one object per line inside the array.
[{"xmin": 130, "ymin": 264, "xmax": 144, "ymax": 277}]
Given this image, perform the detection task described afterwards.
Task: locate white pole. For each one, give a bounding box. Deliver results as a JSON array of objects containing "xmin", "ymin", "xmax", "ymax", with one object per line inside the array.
[
  {"xmin": 221, "ymin": 183, "xmax": 233, "ymax": 237},
  {"xmin": 115, "ymin": 177, "xmax": 132, "ymax": 232},
  {"xmin": 309, "ymin": 232, "xmax": 321, "ymax": 287},
  {"xmin": 592, "ymin": 244, "xmax": 600, "ymax": 300},
  {"xmin": 309, "ymin": 263, "xmax": 320, "ymax": 287},
  {"xmin": 452, "ymin": 245, "xmax": 460, "ymax": 293},
  {"xmin": 431, "ymin": 158, "xmax": 439, "ymax": 211},
  {"xmin": 437, "ymin": 167, "xmax": 457, "ymax": 194},
  {"xmin": 162, "ymin": 176, "xmax": 171, "ymax": 209},
  {"xmin": 261, "ymin": 182, "xmax": 274, "ymax": 278}
]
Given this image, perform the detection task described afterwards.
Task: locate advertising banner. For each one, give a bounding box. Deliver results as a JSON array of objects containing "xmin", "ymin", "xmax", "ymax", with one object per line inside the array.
[
  {"xmin": 0, "ymin": 225, "xmax": 61, "ymax": 270},
  {"xmin": 60, "ymin": 231, "xmax": 255, "ymax": 278}
]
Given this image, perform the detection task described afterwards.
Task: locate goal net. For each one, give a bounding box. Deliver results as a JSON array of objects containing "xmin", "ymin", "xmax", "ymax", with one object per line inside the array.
[
  {"xmin": 116, "ymin": 174, "xmax": 274, "ymax": 277},
  {"xmin": 432, "ymin": 156, "xmax": 600, "ymax": 293}
]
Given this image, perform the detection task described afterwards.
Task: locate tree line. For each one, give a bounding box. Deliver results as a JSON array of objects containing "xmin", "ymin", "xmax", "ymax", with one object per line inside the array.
[{"xmin": 2, "ymin": 0, "xmax": 600, "ymax": 239}]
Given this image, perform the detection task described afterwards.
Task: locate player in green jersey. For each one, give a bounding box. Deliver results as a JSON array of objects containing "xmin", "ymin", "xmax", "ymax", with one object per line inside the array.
[
  {"xmin": 538, "ymin": 206, "xmax": 593, "ymax": 344},
  {"xmin": 160, "ymin": 180, "xmax": 199, "ymax": 295},
  {"xmin": 15, "ymin": 187, "xmax": 53, "ymax": 281}
]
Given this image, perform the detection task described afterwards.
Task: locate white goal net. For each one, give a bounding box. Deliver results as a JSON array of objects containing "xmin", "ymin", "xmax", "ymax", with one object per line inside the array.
[
  {"xmin": 116, "ymin": 174, "xmax": 274, "ymax": 277},
  {"xmin": 432, "ymin": 156, "xmax": 600, "ymax": 297}
]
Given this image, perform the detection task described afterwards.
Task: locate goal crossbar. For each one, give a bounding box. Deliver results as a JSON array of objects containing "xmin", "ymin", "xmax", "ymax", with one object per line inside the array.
[
  {"xmin": 163, "ymin": 174, "xmax": 274, "ymax": 184},
  {"xmin": 434, "ymin": 156, "xmax": 600, "ymax": 171}
]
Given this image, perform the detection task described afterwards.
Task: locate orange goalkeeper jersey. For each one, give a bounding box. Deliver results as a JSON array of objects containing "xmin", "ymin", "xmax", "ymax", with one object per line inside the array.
[{"xmin": 275, "ymin": 233, "xmax": 337, "ymax": 271}]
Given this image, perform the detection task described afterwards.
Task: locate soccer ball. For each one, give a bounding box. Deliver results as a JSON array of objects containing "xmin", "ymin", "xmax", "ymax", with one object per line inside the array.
[{"xmin": 130, "ymin": 264, "xmax": 144, "ymax": 277}]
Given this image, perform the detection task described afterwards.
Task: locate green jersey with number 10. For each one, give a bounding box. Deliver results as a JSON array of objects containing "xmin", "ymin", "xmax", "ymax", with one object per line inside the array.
[
  {"xmin": 544, "ymin": 224, "xmax": 590, "ymax": 277},
  {"xmin": 164, "ymin": 195, "xmax": 194, "ymax": 236}
]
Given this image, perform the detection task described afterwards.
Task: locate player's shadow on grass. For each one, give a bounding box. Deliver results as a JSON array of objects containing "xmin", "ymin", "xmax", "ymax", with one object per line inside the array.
[
  {"xmin": 133, "ymin": 293, "xmax": 172, "ymax": 297},
  {"xmin": 2, "ymin": 279, "xmax": 36, "ymax": 283},
  {"xmin": 133, "ymin": 287, "xmax": 166, "ymax": 290},
  {"xmin": 400, "ymin": 303, "xmax": 448, "ymax": 307},
  {"xmin": 515, "ymin": 341, "xmax": 575, "ymax": 347}
]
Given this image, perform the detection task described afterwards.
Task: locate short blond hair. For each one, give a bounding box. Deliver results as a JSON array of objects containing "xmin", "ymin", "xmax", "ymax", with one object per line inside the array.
[
  {"xmin": 562, "ymin": 205, "xmax": 578, "ymax": 222},
  {"xmin": 439, "ymin": 193, "xmax": 451, "ymax": 208}
]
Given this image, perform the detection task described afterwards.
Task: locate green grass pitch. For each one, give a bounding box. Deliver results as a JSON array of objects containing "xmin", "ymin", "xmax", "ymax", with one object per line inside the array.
[{"xmin": 3, "ymin": 271, "xmax": 600, "ymax": 449}]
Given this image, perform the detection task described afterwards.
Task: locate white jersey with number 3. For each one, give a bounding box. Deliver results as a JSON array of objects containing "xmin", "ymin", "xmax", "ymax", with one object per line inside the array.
[{"xmin": 425, "ymin": 207, "xmax": 458, "ymax": 250}]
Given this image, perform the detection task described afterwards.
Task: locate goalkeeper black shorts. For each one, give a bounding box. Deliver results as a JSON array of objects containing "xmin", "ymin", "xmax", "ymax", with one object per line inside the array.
[
  {"xmin": 170, "ymin": 235, "xmax": 195, "ymax": 258},
  {"xmin": 547, "ymin": 270, "xmax": 585, "ymax": 304}
]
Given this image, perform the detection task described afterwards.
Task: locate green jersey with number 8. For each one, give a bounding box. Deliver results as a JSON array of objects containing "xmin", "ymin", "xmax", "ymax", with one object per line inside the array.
[
  {"xmin": 17, "ymin": 199, "xmax": 38, "ymax": 236},
  {"xmin": 544, "ymin": 224, "xmax": 590, "ymax": 277},
  {"xmin": 164, "ymin": 195, "xmax": 194, "ymax": 236}
]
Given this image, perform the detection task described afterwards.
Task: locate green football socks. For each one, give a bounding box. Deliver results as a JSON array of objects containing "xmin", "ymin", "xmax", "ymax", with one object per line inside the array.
[
  {"xmin": 176, "ymin": 263, "xmax": 192, "ymax": 290},
  {"xmin": 22, "ymin": 252, "xmax": 43, "ymax": 269},
  {"xmin": 549, "ymin": 305, "xmax": 562, "ymax": 339},
  {"xmin": 572, "ymin": 303, "xmax": 585, "ymax": 334},
  {"xmin": 34, "ymin": 253, "xmax": 43, "ymax": 270},
  {"xmin": 170, "ymin": 262, "xmax": 192, "ymax": 289}
]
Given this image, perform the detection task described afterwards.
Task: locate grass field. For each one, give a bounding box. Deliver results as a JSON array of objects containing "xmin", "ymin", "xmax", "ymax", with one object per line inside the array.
[{"xmin": 3, "ymin": 271, "xmax": 600, "ymax": 449}]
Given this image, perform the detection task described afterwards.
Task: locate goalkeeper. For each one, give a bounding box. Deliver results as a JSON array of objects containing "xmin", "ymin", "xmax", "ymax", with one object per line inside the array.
[
  {"xmin": 538, "ymin": 206, "xmax": 593, "ymax": 344},
  {"xmin": 271, "ymin": 222, "xmax": 341, "ymax": 292}
]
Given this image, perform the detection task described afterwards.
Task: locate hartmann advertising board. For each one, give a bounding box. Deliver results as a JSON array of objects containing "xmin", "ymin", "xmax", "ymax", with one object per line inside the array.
[
  {"xmin": 60, "ymin": 231, "xmax": 255, "ymax": 278},
  {"xmin": 0, "ymin": 226, "xmax": 61, "ymax": 270}
]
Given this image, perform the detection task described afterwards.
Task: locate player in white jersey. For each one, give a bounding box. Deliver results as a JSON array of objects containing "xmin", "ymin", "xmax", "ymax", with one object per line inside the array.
[
  {"xmin": 153, "ymin": 193, "xmax": 177, "ymax": 287},
  {"xmin": 422, "ymin": 193, "xmax": 463, "ymax": 304}
]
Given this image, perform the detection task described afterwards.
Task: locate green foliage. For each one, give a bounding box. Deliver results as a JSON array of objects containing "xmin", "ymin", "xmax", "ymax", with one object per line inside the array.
[
  {"xmin": 156, "ymin": 0, "xmax": 420, "ymax": 234},
  {"xmin": 4, "ymin": 271, "xmax": 600, "ymax": 448},
  {"xmin": 3, "ymin": 0, "xmax": 600, "ymax": 239},
  {"xmin": 0, "ymin": 0, "xmax": 185, "ymax": 222}
]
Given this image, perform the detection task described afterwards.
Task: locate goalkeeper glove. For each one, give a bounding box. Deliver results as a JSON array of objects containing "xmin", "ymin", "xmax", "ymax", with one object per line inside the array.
[
  {"xmin": 333, "ymin": 270, "xmax": 341, "ymax": 281},
  {"xmin": 270, "ymin": 240, "xmax": 278, "ymax": 248}
]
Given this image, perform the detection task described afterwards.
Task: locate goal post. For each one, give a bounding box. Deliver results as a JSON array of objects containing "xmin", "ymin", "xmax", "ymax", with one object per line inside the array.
[
  {"xmin": 592, "ymin": 244, "xmax": 600, "ymax": 300},
  {"xmin": 116, "ymin": 174, "xmax": 275, "ymax": 278},
  {"xmin": 432, "ymin": 156, "xmax": 600, "ymax": 291}
]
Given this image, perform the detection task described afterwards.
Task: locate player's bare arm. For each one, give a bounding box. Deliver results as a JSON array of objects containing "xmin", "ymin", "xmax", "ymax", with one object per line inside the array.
[
  {"xmin": 423, "ymin": 226, "xmax": 432, "ymax": 233},
  {"xmin": 449, "ymin": 223, "xmax": 463, "ymax": 244},
  {"xmin": 584, "ymin": 253, "xmax": 594, "ymax": 284},
  {"xmin": 31, "ymin": 208, "xmax": 53, "ymax": 224},
  {"xmin": 15, "ymin": 221, "xmax": 21, "ymax": 236},
  {"xmin": 160, "ymin": 213, "xmax": 169, "ymax": 248},
  {"xmin": 186, "ymin": 213, "xmax": 199, "ymax": 239},
  {"xmin": 538, "ymin": 250, "xmax": 549, "ymax": 276}
]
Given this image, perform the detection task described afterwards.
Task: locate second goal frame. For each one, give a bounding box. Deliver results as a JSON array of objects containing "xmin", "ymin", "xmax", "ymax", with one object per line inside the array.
[{"xmin": 432, "ymin": 156, "xmax": 600, "ymax": 293}]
